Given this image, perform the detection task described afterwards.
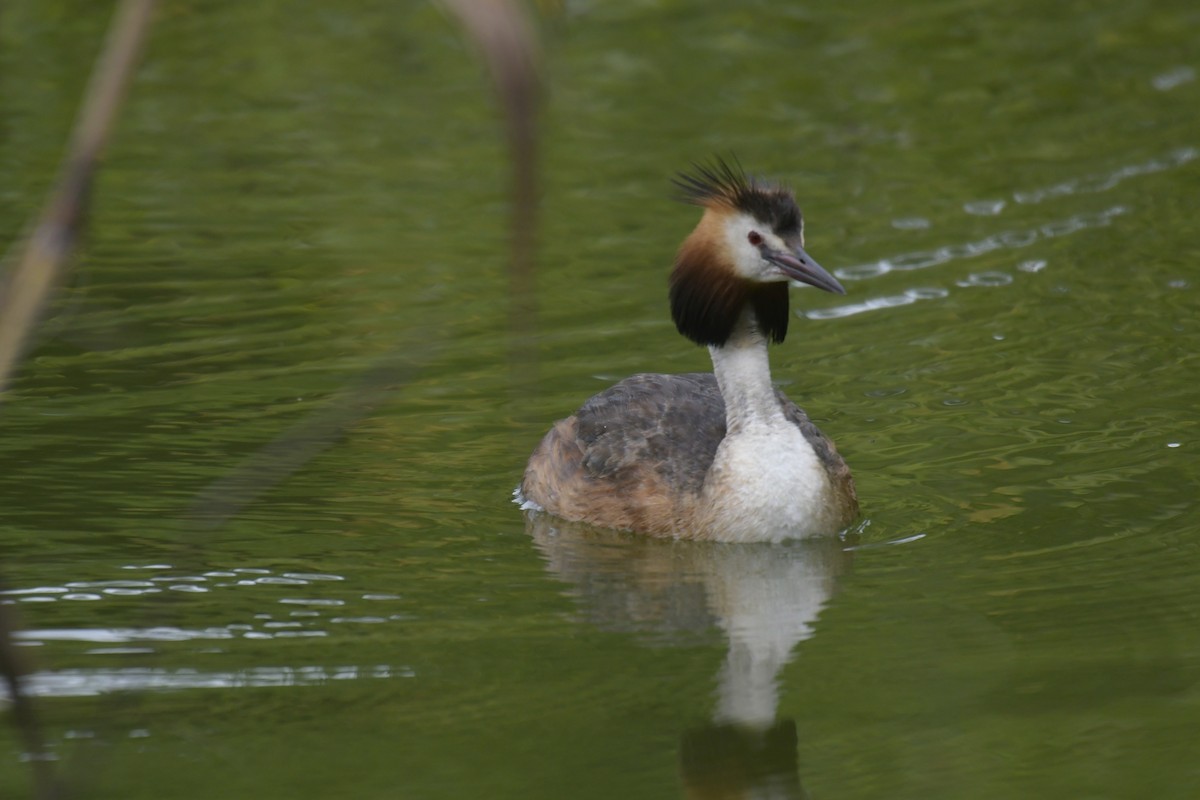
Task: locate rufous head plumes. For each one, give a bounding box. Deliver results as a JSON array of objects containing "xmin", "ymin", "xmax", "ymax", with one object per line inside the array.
[{"xmin": 668, "ymin": 157, "xmax": 845, "ymax": 348}]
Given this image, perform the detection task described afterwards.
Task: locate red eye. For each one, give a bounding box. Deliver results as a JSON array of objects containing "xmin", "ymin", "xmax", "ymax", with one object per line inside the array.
[{"xmin": 747, "ymin": 231, "xmax": 763, "ymax": 246}]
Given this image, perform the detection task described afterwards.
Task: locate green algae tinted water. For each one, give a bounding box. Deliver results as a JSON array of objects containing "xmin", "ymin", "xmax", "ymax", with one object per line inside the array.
[{"xmin": 2, "ymin": 1, "xmax": 1199, "ymax": 798}]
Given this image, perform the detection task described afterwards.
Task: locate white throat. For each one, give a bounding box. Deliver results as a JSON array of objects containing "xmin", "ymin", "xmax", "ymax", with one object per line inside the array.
[
  {"xmin": 708, "ymin": 309, "xmax": 786, "ymax": 434},
  {"xmin": 700, "ymin": 308, "xmax": 834, "ymax": 542}
]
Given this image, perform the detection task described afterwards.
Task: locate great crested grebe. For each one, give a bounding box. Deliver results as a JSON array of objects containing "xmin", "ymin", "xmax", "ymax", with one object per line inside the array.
[{"xmin": 519, "ymin": 158, "xmax": 858, "ymax": 542}]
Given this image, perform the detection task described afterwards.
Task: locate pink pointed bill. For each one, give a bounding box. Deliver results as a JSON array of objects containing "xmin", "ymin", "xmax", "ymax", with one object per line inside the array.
[{"xmin": 766, "ymin": 246, "xmax": 846, "ymax": 295}]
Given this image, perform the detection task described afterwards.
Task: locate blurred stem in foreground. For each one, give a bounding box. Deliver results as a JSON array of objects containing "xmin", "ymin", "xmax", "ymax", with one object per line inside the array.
[
  {"xmin": 441, "ymin": 0, "xmax": 542, "ymax": 402},
  {"xmin": 0, "ymin": 0, "xmax": 157, "ymax": 398},
  {"xmin": 0, "ymin": 2, "xmax": 157, "ymax": 798},
  {"xmin": 0, "ymin": 598, "xmax": 58, "ymax": 800}
]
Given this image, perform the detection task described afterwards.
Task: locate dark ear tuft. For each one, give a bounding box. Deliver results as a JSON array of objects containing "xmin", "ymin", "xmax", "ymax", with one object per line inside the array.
[
  {"xmin": 751, "ymin": 282, "xmax": 790, "ymax": 344},
  {"xmin": 669, "ymin": 255, "xmax": 749, "ymax": 348}
]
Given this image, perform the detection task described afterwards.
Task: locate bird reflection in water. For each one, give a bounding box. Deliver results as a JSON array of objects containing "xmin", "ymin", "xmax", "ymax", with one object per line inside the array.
[{"xmin": 526, "ymin": 513, "xmax": 853, "ymax": 799}]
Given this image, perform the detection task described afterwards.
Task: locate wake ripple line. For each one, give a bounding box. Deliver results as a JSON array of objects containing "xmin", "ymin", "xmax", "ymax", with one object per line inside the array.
[
  {"xmin": 1013, "ymin": 146, "xmax": 1197, "ymax": 205},
  {"xmin": 831, "ymin": 205, "xmax": 1128, "ymax": 285},
  {"xmin": 808, "ymin": 204, "xmax": 1129, "ymax": 320}
]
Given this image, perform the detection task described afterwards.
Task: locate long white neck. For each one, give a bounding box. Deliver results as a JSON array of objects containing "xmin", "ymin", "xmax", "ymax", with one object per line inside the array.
[
  {"xmin": 701, "ymin": 305, "xmax": 835, "ymax": 542},
  {"xmin": 708, "ymin": 307, "xmax": 785, "ymax": 434}
]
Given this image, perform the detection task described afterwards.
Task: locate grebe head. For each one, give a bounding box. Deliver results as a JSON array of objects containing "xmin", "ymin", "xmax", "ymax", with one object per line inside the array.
[{"xmin": 669, "ymin": 157, "xmax": 845, "ymax": 347}]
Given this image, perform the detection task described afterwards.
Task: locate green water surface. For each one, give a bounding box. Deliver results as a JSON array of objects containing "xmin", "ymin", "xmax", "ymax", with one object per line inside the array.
[{"xmin": 2, "ymin": 1, "xmax": 1199, "ymax": 798}]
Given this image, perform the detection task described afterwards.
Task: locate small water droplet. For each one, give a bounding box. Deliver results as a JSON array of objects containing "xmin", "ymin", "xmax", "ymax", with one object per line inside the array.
[
  {"xmin": 837, "ymin": 262, "xmax": 890, "ymax": 280},
  {"xmin": 279, "ymin": 598, "xmax": 345, "ymax": 607},
  {"xmin": 890, "ymin": 251, "xmax": 943, "ymax": 271},
  {"xmin": 1152, "ymin": 66, "xmax": 1195, "ymax": 91},
  {"xmin": 1167, "ymin": 442, "xmax": 1181, "ymax": 448},
  {"xmin": 956, "ymin": 271, "xmax": 1013, "ymax": 288},
  {"xmin": 964, "ymin": 199, "xmax": 1006, "ymax": 216},
  {"xmin": 87, "ymin": 647, "xmax": 155, "ymax": 656},
  {"xmin": 999, "ymin": 230, "xmax": 1039, "ymax": 248}
]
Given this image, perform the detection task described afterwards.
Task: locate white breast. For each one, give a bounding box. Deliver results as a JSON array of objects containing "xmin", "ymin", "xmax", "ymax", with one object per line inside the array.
[{"xmin": 700, "ymin": 420, "xmax": 835, "ymax": 542}]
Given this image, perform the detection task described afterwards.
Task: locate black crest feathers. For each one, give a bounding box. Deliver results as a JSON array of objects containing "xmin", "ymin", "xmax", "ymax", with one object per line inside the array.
[
  {"xmin": 672, "ymin": 155, "xmax": 803, "ymax": 237},
  {"xmin": 672, "ymin": 154, "xmax": 754, "ymax": 208}
]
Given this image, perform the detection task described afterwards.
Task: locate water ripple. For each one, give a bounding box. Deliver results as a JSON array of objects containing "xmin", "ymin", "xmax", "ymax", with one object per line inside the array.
[
  {"xmin": 1013, "ymin": 147, "xmax": 1196, "ymax": 205},
  {"xmin": 17, "ymin": 627, "xmax": 236, "ymax": 643},
  {"xmin": 13, "ymin": 664, "xmax": 409, "ymax": 698},
  {"xmin": 963, "ymin": 199, "xmax": 1006, "ymax": 216},
  {"xmin": 1152, "ymin": 67, "xmax": 1195, "ymax": 92},
  {"xmin": 1, "ymin": 565, "xmax": 350, "ymax": 605},
  {"xmin": 822, "ymin": 144, "xmax": 1195, "ymax": 319},
  {"xmin": 806, "ymin": 287, "xmax": 949, "ymax": 320},
  {"xmin": 0, "ymin": 563, "xmax": 409, "ymax": 653},
  {"xmin": 956, "ymin": 271, "xmax": 1014, "ymax": 288},
  {"xmin": 891, "ymin": 217, "xmax": 930, "ymax": 230},
  {"xmin": 833, "ymin": 205, "xmax": 1128, "ymax": 284}
]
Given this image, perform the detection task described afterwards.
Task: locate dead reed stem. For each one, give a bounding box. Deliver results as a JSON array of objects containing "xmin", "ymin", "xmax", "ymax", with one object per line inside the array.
[{"xmin": 0, "ymin": 2, "xmax": 157, "ymax": 797}]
